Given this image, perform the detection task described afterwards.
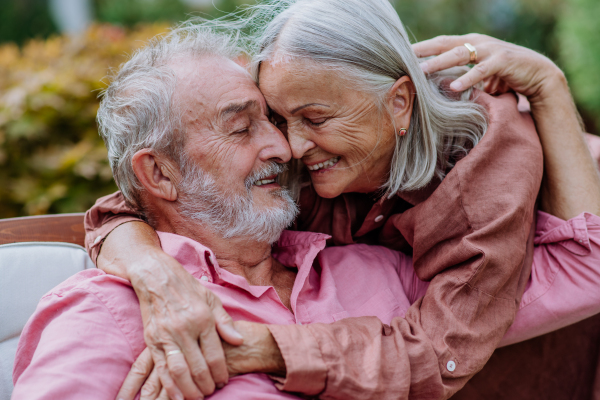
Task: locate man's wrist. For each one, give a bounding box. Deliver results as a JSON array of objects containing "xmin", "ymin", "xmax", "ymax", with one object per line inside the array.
[
  {"xmin": 226, "ymin": 321, "xmax": 286, "ymax": 376},
  {"xmin": 257, "ymin": 327, "xmax": 286, "ymax": 376}
]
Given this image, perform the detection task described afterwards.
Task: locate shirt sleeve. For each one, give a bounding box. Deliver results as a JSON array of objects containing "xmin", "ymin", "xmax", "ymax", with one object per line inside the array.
[
  {"xmin": 12, "ymin": 288, "xmax": 136, "ymax": 400},
  {"xmin": 84, "ymin": 191, "xmax": 143, "ymax": 262},
  {"xmin": 499, "ymin": 211, "xmax": 600, "ymax": 347},
  {"xmin": 394, "ymin": 251, "xmax": 429, "ymax": 304},
  {"xmin": 267, "ymin": 92, "xmax": 543, "ymax": 400}
]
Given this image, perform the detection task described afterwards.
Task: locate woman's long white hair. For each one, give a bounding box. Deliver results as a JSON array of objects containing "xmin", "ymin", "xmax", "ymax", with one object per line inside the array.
[{"xmin": 181, "ymin": 0, "xmax": 488, "ymax": 196}]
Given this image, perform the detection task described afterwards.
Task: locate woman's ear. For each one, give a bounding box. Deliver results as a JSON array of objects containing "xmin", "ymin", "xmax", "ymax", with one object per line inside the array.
[
  {"xmin": 131, "ymin": 149, "xmax": 179, "ymax": 202},
  {"xmin": 388, "ymin": 75, "xmax": 416, "ymax": 130}
]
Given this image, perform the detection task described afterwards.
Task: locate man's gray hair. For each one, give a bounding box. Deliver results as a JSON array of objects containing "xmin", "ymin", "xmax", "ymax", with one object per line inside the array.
[
  {"xmin": 97, "ymin": 25, "xmax": 244, "ymax": 211},
  {"xmin": 244, "ymin": 0, "xmax": 488, "ymax": 194}
]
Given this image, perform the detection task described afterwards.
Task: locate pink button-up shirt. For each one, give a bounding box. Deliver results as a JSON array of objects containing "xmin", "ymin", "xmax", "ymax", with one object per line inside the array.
[{"xmin": 12, "ymin": 211, "xmax": 600, "ymax": 399}]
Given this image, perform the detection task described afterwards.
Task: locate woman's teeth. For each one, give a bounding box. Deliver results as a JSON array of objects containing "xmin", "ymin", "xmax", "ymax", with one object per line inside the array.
[
  {"xmin": 254, "ymin": 178, "xmax": 276, "ymax": 186},
  {"xmin": 307, "ymin": 156, "xmax": 340, "ymax": 171}
]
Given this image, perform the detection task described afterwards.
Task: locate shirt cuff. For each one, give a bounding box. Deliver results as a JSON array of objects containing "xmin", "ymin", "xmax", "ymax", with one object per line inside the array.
[
  {"xmin": 267, "ymin": 324, "xmax": 327, "ymax": 396},
  {"xmin": 534, "ymin": 211, "xmax": 600, "ymax": 255}
]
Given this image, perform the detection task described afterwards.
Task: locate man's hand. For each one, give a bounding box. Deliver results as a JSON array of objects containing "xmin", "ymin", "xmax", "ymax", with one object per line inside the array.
[
  {"xmin": 116, "ymin": 322, "xmax": 285, "ymax": 400},
  {"xmin": 223, "ymin": 321, "xmax": 286, "ymax": 377}
]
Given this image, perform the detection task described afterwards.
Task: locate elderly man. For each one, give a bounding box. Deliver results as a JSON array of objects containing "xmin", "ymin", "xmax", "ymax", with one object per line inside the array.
[{"xmin": 12, "ymin": 25, "xmax": 600, "ymax": 400}]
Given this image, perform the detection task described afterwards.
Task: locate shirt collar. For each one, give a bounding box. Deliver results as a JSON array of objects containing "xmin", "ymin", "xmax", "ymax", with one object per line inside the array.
[{"xmin": 156, "ymin": 230, "xmax": 330, "ymax": 299}]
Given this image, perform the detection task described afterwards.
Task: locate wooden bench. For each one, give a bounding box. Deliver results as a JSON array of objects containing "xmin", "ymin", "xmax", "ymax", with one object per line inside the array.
[{"xmin": 0, "ymin": 213, "xmax": 85, "ymax": 246}]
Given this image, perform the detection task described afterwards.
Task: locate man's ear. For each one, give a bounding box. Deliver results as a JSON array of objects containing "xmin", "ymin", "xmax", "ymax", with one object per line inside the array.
[
  {"xmin": 131, "ymin": 149, "xmax": 180, "ymax": 202},
  {"xmin": 387, "ymin": 75, "xmax": 416, "ymax": 131}
]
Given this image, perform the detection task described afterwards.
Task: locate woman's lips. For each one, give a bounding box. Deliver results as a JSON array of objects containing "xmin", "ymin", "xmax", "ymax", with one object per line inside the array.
[{"xmin": 305, "ymin": 156, "xmax": 340, "ymax": 172}]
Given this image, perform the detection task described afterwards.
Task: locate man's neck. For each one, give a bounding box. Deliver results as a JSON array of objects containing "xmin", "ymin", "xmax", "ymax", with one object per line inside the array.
[
  {"xmin": 154, "ymin": 211, "xmax": 278, "ymax": 283},
  {"xmin": 153, "ymin": 208, "xmax": 296, "ymax": 310}
]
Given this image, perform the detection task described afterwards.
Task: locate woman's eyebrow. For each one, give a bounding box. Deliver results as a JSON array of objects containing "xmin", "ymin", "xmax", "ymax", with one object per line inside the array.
[{"xmin": 291, "ymin": 103, "xmax": 330, "ymax": 114}]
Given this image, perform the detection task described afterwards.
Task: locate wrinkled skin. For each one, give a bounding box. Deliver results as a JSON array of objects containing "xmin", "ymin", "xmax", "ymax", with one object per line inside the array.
[
  {"xmin": 259, "ymin": 61, "xmax": 414, "ymax": 199},
  {"xmin": 115, "ymin": 34, "xmax": 600, "ymax": 400}
]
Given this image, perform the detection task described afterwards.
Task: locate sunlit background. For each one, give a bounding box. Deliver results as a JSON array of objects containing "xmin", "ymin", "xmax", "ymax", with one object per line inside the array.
[{"xmin": 0, "ymin": 0, "xmax": 598, "ymax": 218}]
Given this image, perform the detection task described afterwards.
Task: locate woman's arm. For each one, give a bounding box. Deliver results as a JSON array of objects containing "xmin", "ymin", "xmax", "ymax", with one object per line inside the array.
[
  {"xmin": 531, "ymin": 76, "xmax": 600, "ymax": 217},
  {"xmin": 412, "ymin": 33, "xmax": 600, "ymax": 218},
  {"xmin": 85, "ymin": 195, "xmax": 243, "ymax": 400}
]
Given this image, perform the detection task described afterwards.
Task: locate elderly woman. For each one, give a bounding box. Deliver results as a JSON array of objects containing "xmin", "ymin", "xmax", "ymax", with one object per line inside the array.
[{"xmin": 84, "ymin": 0, "xmax": 600, "ymax": 399}]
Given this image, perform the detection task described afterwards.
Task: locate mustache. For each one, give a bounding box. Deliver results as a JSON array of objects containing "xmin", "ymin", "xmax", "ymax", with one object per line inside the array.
[{"xmin": 245, "ymin": 162, "xmax": 288, "ymax": 190}]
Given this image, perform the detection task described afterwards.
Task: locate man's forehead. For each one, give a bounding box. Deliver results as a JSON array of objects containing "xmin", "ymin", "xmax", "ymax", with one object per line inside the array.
[{"xmin": 171, "ymin": 56, "xmax": 263, "ymax": 115}]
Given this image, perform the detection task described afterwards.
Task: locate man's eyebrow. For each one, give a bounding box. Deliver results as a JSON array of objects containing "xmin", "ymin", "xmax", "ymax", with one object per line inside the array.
[
  {"xmin": 219, "ymin": 100, "xmax": 259, "ymax": 122},
  {"xmin": 291, "ymin": 103, "xmax": 330, "ymax": 114}
]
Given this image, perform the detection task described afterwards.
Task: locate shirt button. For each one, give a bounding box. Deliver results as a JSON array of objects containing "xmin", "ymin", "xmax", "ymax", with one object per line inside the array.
[
  {"xmin": 446, "ymin": 360, "xmax": 456, "ymax": 372},
  {"xmin": 93, "ymin": 236, "xmax": 102, "ymax": 245},
  {"xmin": 374, "ymin": 215, "xmax": 384, "ymax": 223},
  {"xmin": 579, "ymin": 239, "xmax": 583, "ymax": 243},
  {"xmin": 200, "ymin": 275, "xmax": 209, "ymax": 282}
]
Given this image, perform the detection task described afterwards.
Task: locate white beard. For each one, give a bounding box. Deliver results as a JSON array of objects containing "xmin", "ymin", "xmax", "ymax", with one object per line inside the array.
[{"xmin": 176, "ymin": 161, "xmax": 299, "ymax": 244}]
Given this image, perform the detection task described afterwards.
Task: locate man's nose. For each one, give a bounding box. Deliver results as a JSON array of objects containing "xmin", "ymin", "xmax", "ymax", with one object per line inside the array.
[
  {"xmin": 288, "ymin": 129, "xmax": 316, "ymax": 160},
  {"xmin": 259, "ymin": 123, "xmax": 292, "ymax": 163}
]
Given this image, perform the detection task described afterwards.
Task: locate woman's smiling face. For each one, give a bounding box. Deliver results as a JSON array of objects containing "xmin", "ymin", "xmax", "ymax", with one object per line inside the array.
[{"xmin": 259, "ymin": 60, "xmax": 398, "ymax": 198}]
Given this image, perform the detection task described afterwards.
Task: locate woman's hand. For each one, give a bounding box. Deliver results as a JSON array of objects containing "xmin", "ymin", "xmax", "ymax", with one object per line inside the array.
[
  {"xmin": 98, "ymin": 222, "xmax": 244, "ymax": 400},
  {"xmin": 116, "ymin": 322, "xmax": 285, "ymax": 400},
  {"xmin": 413, "ymin": 33, "xmax": 564, "ymax": 105},
  {"xmin": 133, "ymin": 250, "xmax": 244, "ymax": 400},
  {"xmin": 413, "ymin": 34, "xmax": 600, "ymax": 219}
]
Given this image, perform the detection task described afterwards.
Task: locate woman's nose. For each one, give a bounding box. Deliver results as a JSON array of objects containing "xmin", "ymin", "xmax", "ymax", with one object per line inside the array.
[{"xmin": 288, "ymin": 130, "xmax": 316, "ymax": 159}]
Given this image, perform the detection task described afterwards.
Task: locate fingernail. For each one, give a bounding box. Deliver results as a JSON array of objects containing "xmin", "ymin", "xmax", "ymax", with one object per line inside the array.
[
  {"xmin": 450, "ymin": 81, "xmax": 463, "ymax": 91},
  {"xmin": 224, "ymin": 325, "xmax": 244, "ymax": 340},
  {"xmin": 174, "ymin": 395, "xmax": 184, "ymax": 400},
  {"xmin": 420, "ymin": 61, "xmax": 429, "ymax": 73},
  {"xmin": 216, "ymin": 382, "xmax": 225, "ymax": 389}
]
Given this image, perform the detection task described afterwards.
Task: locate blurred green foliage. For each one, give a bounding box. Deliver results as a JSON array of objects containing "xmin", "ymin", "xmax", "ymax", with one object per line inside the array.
[
  {"xmin": 94, "ymin": 0, "xmax": 189, "ymax": 26},
  {"xmin": 557, "ymin": 0, "xmax": 600, "ymax": 131},
  {"xmin": 0, "ymin": 0, "xmax": 598, "ymax": 218},
  {"xmin": 0, "ymin": 24, "xmax": 168, "ymax": 217},
  {"xmin": 0, "ymin": 0, "xmax": 58, "ymax": 45}
]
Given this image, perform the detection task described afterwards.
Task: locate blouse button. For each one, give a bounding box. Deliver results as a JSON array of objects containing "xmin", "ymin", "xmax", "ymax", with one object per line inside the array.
[
  {"xmin": 446, "ymin": 360, "xmax": 456, "ymax": 372},
  {"xmin": 374, "ymin": 215, "xmax": 384, "ymax": 223},
  {"xmin": 200, "ymin": 275, "xmax": 210, "ymax": 282}
]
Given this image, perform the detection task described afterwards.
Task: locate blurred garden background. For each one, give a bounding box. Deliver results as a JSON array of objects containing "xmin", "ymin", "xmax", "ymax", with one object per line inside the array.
[{"xmin": 0, "ymin": 0, "xmax": 598, "ymax": 218}]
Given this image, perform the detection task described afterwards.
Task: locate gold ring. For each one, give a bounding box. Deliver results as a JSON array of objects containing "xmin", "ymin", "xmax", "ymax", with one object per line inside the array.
[
  {"xmin": 464, "ymin": 43, "xmax": 477, "ymax": 63},
  {"xmin": 166, "ymin": 349, "xmax": 182, "ymax": 357}
]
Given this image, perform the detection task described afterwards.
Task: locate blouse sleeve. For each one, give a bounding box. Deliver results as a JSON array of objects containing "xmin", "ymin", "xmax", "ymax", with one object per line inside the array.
[
  {"xmin": 84, "ymin": 191, "xmax": 143, "ymax": 262},
  {"xmin": 499, "ymin": 211, "xmax": 600, "ymax": 347},
  {"xmin": 267, "ymin": 92, "xmax": 544, "ymax": 399}
]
